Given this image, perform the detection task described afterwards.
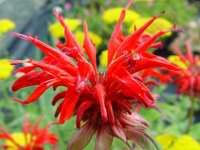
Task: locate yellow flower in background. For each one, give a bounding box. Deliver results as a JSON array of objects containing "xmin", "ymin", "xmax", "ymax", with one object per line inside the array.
[
  {"xmin": 75, "ymin": 31, "xmax": 102, "ymax": 47},
  {"xmin": 0, "ymin": 59, "xmax": 14, "ymax": 79},
  {"xmin": 170, "ymin": 135, "xmax": 200, "ymax": 150},
  {"xmin": 99, "ymin": 50, "xmax": 108, "ymax": 67},
  {"xmin": 5, "ymin": 132, "xmax": 32, "ymax": 150},
  {"xmin": 129, "ymin": 17, "xmax": 173, "ymax": 36},
  {"xmin": 156, "ymin": 134, "xmax": 200, "ymax": 150},
  {"xmin": 0, "ymin": 19, "xmax": 15, "ymax": 36},
  {"xmin": 168, "ymin": 55, "xmax": 188, "ymax": 70},
  {"xmin": 102, "ymin": 8, "xmax": 140, "ymax": 24},
  {"xmin": 49, "ymin": 18, "xmax": 81, "ymax": 39},
  {"xmin": 156, "ymin": 134, "xmax": 177, "ymax": 150}
]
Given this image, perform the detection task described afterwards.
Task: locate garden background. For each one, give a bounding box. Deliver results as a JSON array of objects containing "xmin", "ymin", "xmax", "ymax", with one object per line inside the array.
[{"xmin": 0, "ymin": 0, "xmax": 200, "ymax": 149}]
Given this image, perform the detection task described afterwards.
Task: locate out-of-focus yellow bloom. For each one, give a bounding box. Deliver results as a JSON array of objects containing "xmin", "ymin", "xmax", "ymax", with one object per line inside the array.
[
  {"xmin": 75, "ymin": 31, "xmax": 102, "ymax": 47},
  {"xmin": 169, "ymin": 135, "xmax": 200, "ymax": 150},
  {"xmin": 0, "ymin": 19, "xmax": 15, "ymax": 36},
  {"xmin": 156, "ymin": 134, "xmax": 177, "ymax": 150},
  {"xmin": 168, "ymin": 55, "xmax": 188, "ymax": 70},
  {"xmin": 197, "ymin": 61, "xmax": 200, "ymax": 67},
  {"xmin": 99, "ymin": 50, "xmax": 108, "ymax": 67},
  {"xmin": 129, "ymin": 17, "xmax": 173, "ymax": 36},
  {"xmin": 102, "ymin": 8, "xmax": 140, "ymax": 24},
  {"xmin": 0, "ymin": 59, "xmax": 13, "ymax": 79},
  {"xmin": 5, "ymin": 132, "xmax": 32, "ymax": 150},
  {"xmin": 157, "ymin": 134, "xmax": 200, "ymax": 150},
  {"xmin": 49, "ymin": 18, "xmax": 81, "ymax": 39}
]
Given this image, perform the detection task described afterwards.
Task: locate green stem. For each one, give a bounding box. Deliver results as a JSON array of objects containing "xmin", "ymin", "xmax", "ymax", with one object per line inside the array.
[{"xmin": 185, "ymin": 96, "xmax": 195, "ymax": 133}]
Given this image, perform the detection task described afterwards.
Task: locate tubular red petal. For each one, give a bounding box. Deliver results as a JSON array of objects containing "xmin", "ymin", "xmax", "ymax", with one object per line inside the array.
[
  {"xmin": 15, "ymin": 66, "xmax": 35, "ymax": 73},
  {"xmin": 107, "ymin": 53, "xmax": 128, "ymax": 76},
  {"xmin": 53, "ymin": 12, "xmax": 82, "ymax": 52},
  {"xmin": 108, "ymin": 9, "xmax": 126, "ymax": 64},
  {"xmin": 134, "ymin": 54, "xmax": 181, "ymax": 73},
  {"xmin": 178, "ymin": 78, "xmax": 189, "ymax": 93},
  {"xmin": 13, "ymin": 33, "xmax": 77, "ymax": 75},
  {"xmin": 77, "ymin": 58, "xmax": 94, "ymax": 81},
  {"xmin": 76, "ymin": 100, "xmax": 93, "ymax": 128},
  {"xmin": 151, "ymin": 41, "xmax": 163, "ymax": 49},
  {"xmin": 114, "ymin": 70, "xmax": 154, "ymax": 107},
  {"xmin": 106, "ymin": 100, "xmax": 115, "ymax": 125},
  {"xmin": 135, "ymin": 31, "xmax": 166, "ymax": 52},
  {"xmin": 12, "ymin": 71, "xmax": 51, "ymax": 91},
  {"xmin": 13, "ymin": 79, "xmax": 57, "ymax": 105},
  {"xmin": 95, "ymin": 84, "xmax": 108, "ymax": 123},
  {"xmin": 52, "ymin": 91, "xmax": 66, "ymax": 105},
  {"xmin": 83, "ymin": 21, "xmax": 97, "ymax": 72},
  {"xmin": 59, "ymin": 88, "xmax": 80, "ymax": 123},
  {"xmin": 30, "ymin": 60, "xmax": 75, "ymax": 85},
  {"xmin": 115, "ymin": 99, "xmax": 132, "ymax": 114},
  {"xmin": 142, "ymin": 69, "xmax": 172, "ymax": 83},
  {"xmin": 34, "ymin": 128, "xmax": 58, "ymax": 146},
  {"xmin": 115, "ymin": 16, "xmax": 158, "ymax": 58}
]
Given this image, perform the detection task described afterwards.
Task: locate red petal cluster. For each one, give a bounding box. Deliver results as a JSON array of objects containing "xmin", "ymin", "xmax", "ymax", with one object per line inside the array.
[
  {"xmin": 172, "ymin": 41, "xmax": 200, "ymax": 97},
  {"xmin": 0, "ymin": 117, "xmax": 57, "ymax": 150},
  {"xmin": 11, "ymin": 7, "xmax": 179, "ymax": 149}
]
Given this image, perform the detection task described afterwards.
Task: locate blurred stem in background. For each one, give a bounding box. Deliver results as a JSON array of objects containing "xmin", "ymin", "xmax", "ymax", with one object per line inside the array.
[{"xmin": 185, "ymin": 96, "xmax": 196, "ymax": 133}]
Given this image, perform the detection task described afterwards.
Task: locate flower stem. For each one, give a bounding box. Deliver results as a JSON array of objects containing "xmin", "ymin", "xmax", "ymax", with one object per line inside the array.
[{"xmin": 185, "ymin": 96, "xmax": 195, "ymax": 133}]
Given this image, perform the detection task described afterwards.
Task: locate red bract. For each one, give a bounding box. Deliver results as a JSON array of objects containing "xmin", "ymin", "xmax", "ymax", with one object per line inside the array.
[
  {"xmin": 171, "ymin": 41, "xmax": 200, "ymax": 97},
  {"xmin": 11, "ymin": 5, "xmax": 179, "ymax": 150},
  {"xmin": 141, "ymin": 68, "xmax": 173, "ymax": 86},
  {"xmin": 0, "ymin": 117, "xmax": 57, "ymax": 150}
]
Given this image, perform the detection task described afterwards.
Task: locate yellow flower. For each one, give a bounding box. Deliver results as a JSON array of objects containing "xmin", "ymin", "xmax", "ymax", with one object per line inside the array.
[
  {"xmin": 168, "ymin": 55, "xmax": 188, "ymax": 70},
  {"xmin": 170, "ymin": 135, "xmax": 200, "ymax": 150},
  {"xmin": 156, "ymin": 134, "xmax": 177, "ymax": 150},
  {"xmin": 5, "ymin": 132, "xmax": 32, "ymax": 150},
  {"xmin": 129, "ymin": 17, "xmax": 173, "ymax": 36},
  {"xmin": 49, "ymin": 18, "xmax": 81, "ymax": 39},
  {"xmin": 75, "ymin": 31, "xmax": 102, "ymax": 47},
  {"xmin": 99, "ymin": 50, "xmax": 108, "ymax": 67},
  {"xmin": 157, "ymin": 134, "xmax": 200, "ymax": 150},
  {"xmin": 0, "ymin": 19, "xmax": 15, "ymax": 36},
  {"xmin": 0, "ymin": 59, "xmax": 14, "ymax": 79},
  {"xmin": 102, "ymin": 8, "xmax": 140, "ymax": 24}
]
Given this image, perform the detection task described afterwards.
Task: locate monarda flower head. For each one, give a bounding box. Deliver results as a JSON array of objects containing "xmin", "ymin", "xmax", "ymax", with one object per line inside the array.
[
  {"xmin": 0, "ymin": 117, "xmax": 58, "ymax": 150},
  {"xmin": 168, "ymin": 41, "xmax": 200, "ymax": 97},
  {"xmin": 11, "ymin": 2, "xmax": 179, "ymax": 150}
]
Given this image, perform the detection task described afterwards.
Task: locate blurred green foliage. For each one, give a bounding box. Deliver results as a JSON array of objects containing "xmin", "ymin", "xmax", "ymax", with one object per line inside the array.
[{"xmin": 0, "ymin": 0, "xmax": 200, "ymax": 149}]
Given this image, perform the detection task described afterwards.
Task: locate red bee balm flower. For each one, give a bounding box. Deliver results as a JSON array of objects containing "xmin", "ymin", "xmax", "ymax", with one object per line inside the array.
[
  {"xmin": 11, "ymin": 6, "xmax": 179, "ymax": 150},
  {"xmin": 0, "ymin": 117, "xmax": 57, "ymax": 150},
  {"xmin": 169, "ymin": 41, "xmax": 200, "ymax": 97}
]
